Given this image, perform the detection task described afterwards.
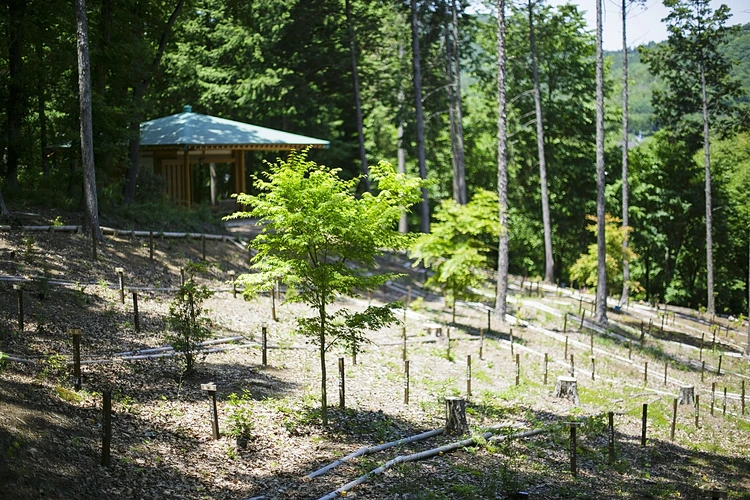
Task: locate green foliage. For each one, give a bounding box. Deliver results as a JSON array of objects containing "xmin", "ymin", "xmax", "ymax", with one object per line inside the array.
[
  {"xmin": 569, "ymin": 214, "xmax": 637, "ymax": 292},
  {"xmin": 410, "ymin": 190, "xmax": 499, "ymax": 307},
  {"xmin": 226, "ymin": 391, "xmax": 255, "ymax": 440},
  {"xmin": 166, "ymin": 280, "xmax": 215, "ymax": 373},
  {"xmin": 228, "ymin": 150, "xmax": 422, "ymax": 424}
]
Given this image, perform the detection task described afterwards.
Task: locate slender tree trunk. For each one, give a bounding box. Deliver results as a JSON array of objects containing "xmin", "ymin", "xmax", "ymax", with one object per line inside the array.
[
  {"xmin": 701, "ymin": 63, "xmax": 715, "ymax": 315},
  {"xmin": 746, "ymin": 234, "xmax": 749, "ymax": 356},
  {"xmin": 444, "ymin": 28, "xmax": 460, "ymax": 203},
  {"xmin": 495, "ymin": 0, "xmax": 509, "ymax": 321},
  {"xmin": 123, "ymin": 0, "xmax": 185, "ymax": 205},
  {"xmin": 0, "ymin": 188, "xmax": 9, "ymax": 217},
  {"xmin": 411, "ymin": 0, "xmax": 430, "ymax": 233},
  {"xmin": 76, "ymin": 0, "xmax": 102, "ymax": 245},
  {"xmin": 319, "ymin": 301, "xmax": 328, "ymax": 426},
  {"xmin": 595, "ymin": 0, "xmax": 608, "ymax": 325},
  {"xmin": 209, "ymin": 163, "xmax": 217, "ymax": 205},
  {"xmin": 451, "ymin": 0, "xmax": 466, "ymax": 205},
  {"xmin": 6, "ymin": 0, "xmax": 25, "ymax": 190},
  {"xmin": 35, "ymin": 38, "xmax": 49, "ymax": 177},
  {"xmin": 619, "ymin": 0, "xmax": 630, "ymax": 307},
  {"xmin": 397, "ymin": 44, "xmax": 408, "ymax": 233},
  {"xmin": 345, "ymin": 0, "xmax": 370, "ymax": 191},
  {"xmin": 528, "ymin": 0, "xmax": 554, "ymax": 283}
]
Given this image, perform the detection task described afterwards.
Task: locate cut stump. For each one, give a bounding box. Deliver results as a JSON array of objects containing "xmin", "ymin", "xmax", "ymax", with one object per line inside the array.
[
  {"xmin": 445, "ymin": 397, "xmax": 468, "ymax": 435},
  {"xmin": 679, "ymin": 385, "xmax": 695, "ymax": 406},
  {"xmin": 553, "ymin": 376, "xmax": 579, "ymax": 404}
]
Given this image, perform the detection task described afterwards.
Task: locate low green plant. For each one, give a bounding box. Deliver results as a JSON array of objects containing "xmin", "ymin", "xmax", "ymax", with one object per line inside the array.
[
  {"xmin": 40, "ymin": 353, "xmax": 68, "ymax": 380},
  {"xmin": 226, "ymin": 391, "xmax": 255, "ymax": 441},
  {"xmin": 21, "ymin": 236, "xmax": 35, "ymax": 264},
  {"xmin": 52, "ymin": 216, "xmax": 64, "ymax": 227},
  {"xmin": 166, "ymin": 279, "xmax": 214, "ymax": 373}
]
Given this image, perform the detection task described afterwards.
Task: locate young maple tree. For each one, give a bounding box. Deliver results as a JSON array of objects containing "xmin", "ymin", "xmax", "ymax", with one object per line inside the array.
[{"xmin": 229, "ymin": 151, "xmax": 421, "ymax": 425}]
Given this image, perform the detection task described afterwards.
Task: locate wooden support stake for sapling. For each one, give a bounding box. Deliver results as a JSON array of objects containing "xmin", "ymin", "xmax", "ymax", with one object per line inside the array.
[
  {"xmin": 570, "ymin": 354, "xmax": 575, "ymax": 377},
  {"xmin": 228, "ymin": 270, "xmax": 236, "ymax": 299},
  {"xmin": 132, "ymin": 292, "xmax": 140, "ymax": 333},
  {"xmin": 711, "ymin": 382, "xmax": 716, "ymax": 416},
  {"xmin": 446, "ymin": 327, "xmax": 452, "ymax": 360},
  {"xmin": 404, "ymin": 360, "xmax": 410, "ymax": 405},
  {"xmin": 608, "ymin": 411, "xmax": 615, "ymax": 464},
  {"xmin": 591, "ymin": 357, "xmax": 595, "ymax": 381},
  {"xmin": 487, "ymin": 309, "xmax": 491, "ymax": 334},
  {"xmin": 580, "ymin": 310, "xmax": 586, "ymax": 329},
  {"xmin": 670, "ymin": 398, "xmax": 677, "ymax": 441},
  {"xmin": 742, "ymin": 381, "xmax": 746, "ymax": 416},
  {"xmin": 201, "ymin": 234, "xmax": 206, "ymax": 261},
  {"xmin": 13, "ymin": 284, "xmax": 23, "ymax": 332},
  {"xmin": 180, "ymin": 268, "xmax": 185, "ymax": 286},
  {"xmin": 338, "ymin": 358, "xmax": 345, "ymax": 409},
  {"xmin": 116, "ymin": 267, "xmax": 125, "ymax": 304},
  {"xmin": 664, "ymin": 362, "xmax": 668, "ymax": 386},
  {"xmin": 700, "ymin": 333, "xmax": 704, "ymax": 360},
  {"xmin": 712, "ymin": 329, "xmax": 717, "ymax": 349},
  {"xmin": 402, "ymin": 326, "xmax": 407, "ymax": 361},
  {"xmin": 702, "ymin": 360, "xmax": 706, "ymax": 382},
  {"xmin": 510, "ymin": 328, "xmax": 514, "ymax": 357},
  {"xmin": 69, "ymin": 329, "xmax": 82, "ymax": 390},
  {"xmin": 201, "ymin": 383, "xmax": 219, "ymax": 440},
  {"xmin": 566, "ymin": 422, "xmax": 581, "ymax": 477},
  {"xmin": 695, "ymin": 394, "xmax": 700, "ymax": 427},
  {"xmin": 515, "ymin": 353, "xmax": 520, "ymax": 386},
  {"xmin": 644, "ymin": 362, "xmax": 648, "ymax": 385},
  {"xmin": 261, "ymin": 323, "xmax": 268, "ymax": 366},
  {"xmin": 479, "ymin": 328, "xmax": 484, "ymax": 360},
  {"xmin": 723, "ymin": 387, "xmax": 727, "ymax": 416},
  {"xmin": 578, "ymin": 296, "xmax": 583, "ymax": 314},
  {"xmin": 717, "ymin": 355, "xmax": 722, "ymax": 375},
  {"xmin": 628, "ymin": 340, "xmax": 632, "ymax": 360},
  {"xmin": 149, "ymin": 230, "xmax": 154, "ymax": 261},
  {"xmin": 563, "ymin": 314, "xmax": 567, "ymax": 334},
  {"xmin": 102, "ymin": 391, "xmax": 111, "ymax": 466},
  {"xmin": 641, "ymin": 403, "xmax": 648, "ymax": 447},
  {"xmin": 467, "ymin": 355, "xmax": 472, "ymax": 396},
  {"xmin": 661, "ymin": 314, "xmax": 665, "ymax": 332},
  {"xmin": 544, "ymin": 353, "xmax": 548, "ymax": 385}
]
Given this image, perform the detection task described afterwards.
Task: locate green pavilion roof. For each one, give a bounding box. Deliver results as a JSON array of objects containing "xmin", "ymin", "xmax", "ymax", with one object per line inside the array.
[{"xmin": 140, "ymin": 105, "xmax": 329, "ymax": 150}]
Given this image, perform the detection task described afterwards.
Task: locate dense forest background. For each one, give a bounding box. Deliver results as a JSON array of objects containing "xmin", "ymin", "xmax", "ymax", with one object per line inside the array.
[{"xmin": 1, "ymin": 0, "xmax": 749, "ymax": 315}]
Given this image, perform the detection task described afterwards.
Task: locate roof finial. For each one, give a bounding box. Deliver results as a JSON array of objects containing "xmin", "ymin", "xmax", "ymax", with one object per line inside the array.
[{"xmin": 183, "ymin": 105, "xmax": 192, "ymax": 113}]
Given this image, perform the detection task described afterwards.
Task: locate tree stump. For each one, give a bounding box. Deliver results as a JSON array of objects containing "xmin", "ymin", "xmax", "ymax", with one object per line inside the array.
[
  {"xmin": 553, "ymin": 376, "xmax": 580, "ymax": 404},
  {"xmin": 445, "ymin": 397, "xmax": 468, "ymax": 435},
  {"xmin": 679, "ymin": 385, "xmax": 695, "ymax": 406}
]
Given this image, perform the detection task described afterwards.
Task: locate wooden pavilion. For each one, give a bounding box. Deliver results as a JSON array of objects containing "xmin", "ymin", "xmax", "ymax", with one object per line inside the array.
[{"xmin": 139, "ymin": 105, "xmax": 329, "ymax": 207}]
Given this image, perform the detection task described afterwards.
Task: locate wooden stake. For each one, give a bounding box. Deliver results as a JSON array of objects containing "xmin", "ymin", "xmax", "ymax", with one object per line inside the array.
[
  {"xmin": 563, "ymin": 314, "xmax": 567, "ymax": 334},
  {"xmin": 402, "ymin": 326, "xmax": 407, "ymax": 361},
  {"xmin": 201, "ymin": 234, "xmax": 206, "ymax": 261},
  {"xmin": 664, "ymin": 362, "xmax": 668, "ymax": 386},
  {"xmin": 641, "ymin": 403, "xmax": 648, "ymax": 447},
  {"xmin": 578, "ymin": 296, "xmax": 583, "ymax": 314},
  {"xmin": 515, "ymin": 353, "xmax": 520, "ymax": 386},
  {"xmin": 742, "ymin": 380, "xmax": 746, "ymax": 416},
  {"xmin": 338, "ymin": 358, "xmax": 345, "ymax": 409},
  {"xmin": 717, "ymin": 355, "xmax": 722, "ymax": 375},
  {"xmin": 487, "ymin": 309, "xmax": 491, "ymax": 334},
  {"xmin": 201, "ymin": 383, "xmax": 219, "ymax": 440},
  {"xmin": 723, "ymin": 387, "xmax": 727, "ymax": 416},
  {"xmin": 701, "ymin": 360, "xmax": 706, "ymax": 382},
  {"xmin": 570, "ymin": 354, "xmax": 575, "ymax": 377},
  {"xmin": 695, "ymin": 394, "xmax": 700, "ymax": 428},
  {"xmin": 149, "ymin": 230, "xmax": 154, "ymax": 261},
  {"xmin": 180, "ymin": 268, "xmax": 185, "ymax": 286},
  {"xmin": 628, "ymin": 340, "xmax": 632, "ymax": 360},
  {"xmin": 69, "ymin": 329, "xmax": 82, "ymax": 390},
  {"xmin": 543, "ymin": 353, "xmax": 548, "ymax": 385},
  {"xmin": 479, "ymin": 328, "xmax": 484, "ymax": 360},
  {"xmin": 13, "ymin": 284, "xmax": 23, "ymax": 333},
  {"xmin": 700, "ymin": 332, "xmax": 704, "ymax": 360},
  {"xmin": 404, "ymin": 360, "xmax": 410, "ymax": 405},
  {"xmin": 568, "ymin": 422, "xmax": 580, "ymax": 477},
  {"xmin": 711, "ymin": 382, "xmax": 716, "ymax": 416},
  {"xmin": 510, "ymin": 328, "xmax": 514, "ymax": 357},
  {"xmin": 261, "ymin": 323, "xmax": 268, "ymax": 366},
  {"xmin": 132, "ymin": 292, "xmax": 140, "ymax": 333},
  {"xmin": 591, "ymin": 357, "xmax": 595, "ymax": 381},
  {"xmin": 102, "ymin": 391, "xmax": 111, "ymax": 466},
  {"xmin": 580, "ymin": 310, "xmax": 586, "ymax": 329},
  {"xmin": 467, "ymin": 355, "xmax": 472, "ymax": 396},
  {"xmin": 229, "ymin": 270, "xmax": 236, "ymax": 299},
  {"xmin": 644, "ymin": 361, "xmax": 648, "ymax": 385},
  {"xmin": 608, "ymin": 411, "xmax": 615, "ymax": 464},
  {"xmin": 670, "ymin": 398, "xmax": 677, "ymax": 441},
  {"xmin": 116, "ymin": 267, "xmax": 125, "ymax": 304}
]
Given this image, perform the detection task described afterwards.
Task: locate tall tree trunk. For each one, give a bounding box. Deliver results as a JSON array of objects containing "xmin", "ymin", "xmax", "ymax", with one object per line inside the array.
[
  {"xmin": 444, "ymin": 28, "xmax": 460, "ymax": 203},
  {"xmin": 411, "ymin": 0, "xmax": 430, "ymax": 233},
  {"xmin": 746, "ymin": 234, "xmax": 749, "ymax": 357},
  {"xmin": 397, "ymin": 42, "xmax": 408, "ymax": 234},
  {"xmin": 209, "ymin": 163, "xmax": 217, "ymax": 205},
  {"xmin": 528, "ymin": 0, "xmax": 554, "ymax": 283},
  {"xmin": 345, "ymin": 0, "xmax": 370, "ymax": 191},
  {"xmin": 495, "ymin": 0, "xmax": 509, "ymax": 321},
  {"xmin": 619, "ymin": 0, "xmax": 630, "ymax": 307},
  {"xmin": 595, "ymin": 0, "xmax": 608, "ymax": 325},
  {"xmin": 450, "ymin": 0, "xmax": 466, "ymax": 205},
  {"xmin": 701, "ymin": 63, "xmax": 715, "ymax": 315},
  {"xmin": 319, "ymin": 301, "xmax": 328, "ymax": 426},
  {"xmin": 6, "ymin": 0, "xmax": 25, "ymax": 190},
  {"xmin": 76, "ymin": 0, "xmax": 102, "ymax": 245},
  {"xmin": 123, "ymin": 0, "xmax": 186, "ymax": 205},
  {"xmin": 0, "ymin": 188, "xmax": 9, "ymax": 217},
  {"xmin": 36, "ymin": 38, "xmax": 49, "ymax": 177}
]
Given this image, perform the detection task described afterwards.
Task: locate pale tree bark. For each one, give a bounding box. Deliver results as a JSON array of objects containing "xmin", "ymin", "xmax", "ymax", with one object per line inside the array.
[
  {"xmin": 76, "ymin": 0, "xmax": 102, "ymax": 250},
  {"xmin": 701, "ymin": 63, "xmax": 715, "ymax": 315},
  {"xmin": 209, "ymin": 163, "xmax": 217, "ymax": 205},
  {"xmin": 451, "ymin": 0, "xmax": 466, "ymax": 205},
  {"xmin": 595, "ymin": 0, "xmax": 608, "ymax": 325},
  {"xmin": 345, "ymin": 0, "xmax": 370, "ymax": 191},
  {"xmin": 397, "ymin": 42, "xmax": 408, "ymax": 234},
  {"xmin": 124, "ymin": 0, "xmax": 185, "ymax": 205},
  {"xmin": 0, "ymin": 188, "xmax": 9, "ymax": 217},
  {"xmin": 528, "ymin": 0, "xmax": 554, "ymax": 283},
  {"xmin": 619, "ymin": 0, "xmax": 631, "ymax": 308},
  {"xmin": 444, "ymin": 28, "xmax": 460, "ymax": 202},
  {"xmin": 411, "ymin": 0, "xmax": 430, "ymax": 233},
  {"xmin": 495, "ymin": 0, "xmax": 509, "ymax": 321}
]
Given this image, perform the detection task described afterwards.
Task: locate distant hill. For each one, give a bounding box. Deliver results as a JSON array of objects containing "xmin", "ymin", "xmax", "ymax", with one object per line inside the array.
[{"xmin": 606, "ymin": 22, "xmax": 750, "ymax": 136}]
